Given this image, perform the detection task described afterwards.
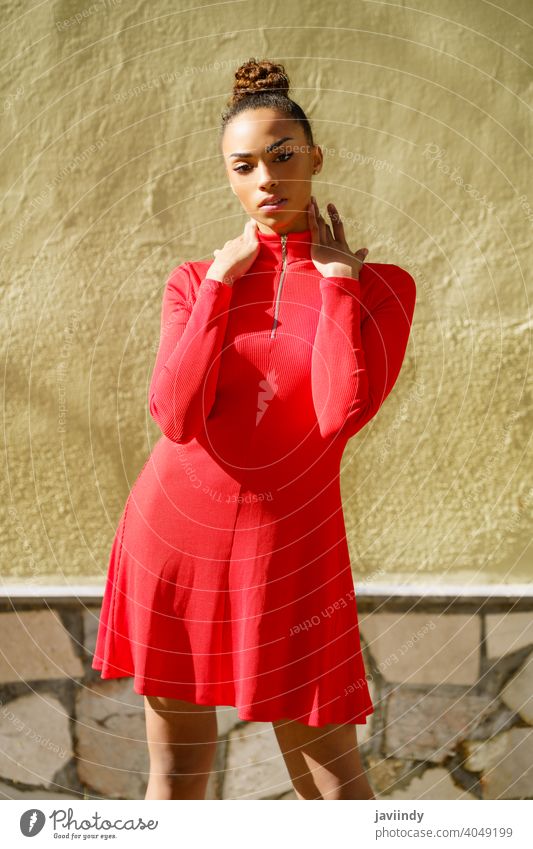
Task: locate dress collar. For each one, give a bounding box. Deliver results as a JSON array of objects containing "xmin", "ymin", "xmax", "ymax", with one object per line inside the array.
[{"xmin": 256, "ymin": 227, "xmax": 312, "ymax": 263}]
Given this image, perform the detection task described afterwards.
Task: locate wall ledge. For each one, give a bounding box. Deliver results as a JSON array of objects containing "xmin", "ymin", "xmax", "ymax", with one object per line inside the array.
[{"xmin": 0, "ymin": 583, "xmax": 532, "ymax": 610}]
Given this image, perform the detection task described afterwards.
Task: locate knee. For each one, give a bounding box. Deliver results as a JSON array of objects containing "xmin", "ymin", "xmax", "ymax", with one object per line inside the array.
[
  {"xmin": 151, "ymin": 741, "xmax": 215, "ymax": 770},
  {"xmin": 149, "ymin": 739, "xmax": 216, "ymax": 778},
  {"xmin": 147, "ymin": 748, "xmax": 215, "ymax": 800}
]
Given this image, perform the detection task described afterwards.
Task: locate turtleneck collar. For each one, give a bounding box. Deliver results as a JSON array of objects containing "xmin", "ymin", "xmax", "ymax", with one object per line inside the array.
[{"xmin": 256, "ymin": 227, "xmax": 312, "ymax": 263}]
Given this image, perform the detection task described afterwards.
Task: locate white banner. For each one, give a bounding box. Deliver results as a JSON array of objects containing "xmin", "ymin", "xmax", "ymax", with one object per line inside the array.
[{"xmin": 3, "ymin": 799, "xmax": 530, "ymax": 847}]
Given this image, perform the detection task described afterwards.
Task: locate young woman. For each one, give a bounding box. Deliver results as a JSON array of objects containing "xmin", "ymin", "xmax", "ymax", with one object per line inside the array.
[{"xmin": 92, "ymin": 57, "xmax": 416, "ymax": 800}]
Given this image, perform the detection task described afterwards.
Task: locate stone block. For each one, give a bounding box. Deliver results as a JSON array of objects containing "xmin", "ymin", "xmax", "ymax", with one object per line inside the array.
[
  {"xmin": 205, "ymin": 737, "xmax": 226, "ymax": 800},
  {"xmin": 216, "ymin": 705, "xmax": 242, "ymax": 738},
  {"xmin": 0, "ymin": 779, "xmax": 79, "ymax": 800},
  {"xmin": 380, "ymin": 766, "xmax": 476, "ymax": 800},
  {"xmin": 366, "ymin": 755, "xmax": 408, "ymax": 796},
  {"xmin": 82, "ymin": 607, "xmax": 102, "ymax": 658},
  {"xmin": 485, "ymin": 612, "xmax": 533, "ymax": 658},
  {"xmin": 0, "ymin": 610, "xmax": 84, "ymax": 683},
  {"xmin": 500, "ymin": 651, "xmax": 533, "ymax": 723},
  {"xmin": 462, "ymin": 727, "xmax": 533, "ymax": 799},
  {"xmin": 361, "ymin": 612, "xmax": 480, "ymax": 685},
  {"xmin": 75, "ymin": 678, "xmax": 148, "ymax": 799},
  {"xmin": 0, "ymin": 693, "xmax": 73, "ymax": 788},
  {"xmin": 385, "ymin": 687, "xmax": 494, "ymax": 763},
  {"xmin": 356, "ymin": 677, "xmax": 377, "ymax": 746},
  {"xmin": 278, "ymin": 788, "xmax": 297, "ymax": 799},
  {"xmin": 223, "ymin": 722, "xmax": 292, "ymax": 800}
]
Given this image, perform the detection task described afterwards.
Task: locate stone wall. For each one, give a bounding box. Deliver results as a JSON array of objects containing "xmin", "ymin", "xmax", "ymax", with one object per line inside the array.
[{"xmin": 1, "ymin": 588, "xmax": 532, "ymax": 800}]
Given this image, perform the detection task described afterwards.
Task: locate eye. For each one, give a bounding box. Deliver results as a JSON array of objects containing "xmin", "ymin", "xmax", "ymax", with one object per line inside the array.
[{"xmin": 233, "ymin": 150, "xmax": 294, "ymax": 174}]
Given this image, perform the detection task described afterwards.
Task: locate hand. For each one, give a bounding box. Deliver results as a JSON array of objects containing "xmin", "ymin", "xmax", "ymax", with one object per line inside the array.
[
  {"xmin": 308, "ymin": 196, "xmax": 368, "ymax": 279},
  {"xmin": 207, "ymin": 219, "xmax": 260, "ymax": 286}
]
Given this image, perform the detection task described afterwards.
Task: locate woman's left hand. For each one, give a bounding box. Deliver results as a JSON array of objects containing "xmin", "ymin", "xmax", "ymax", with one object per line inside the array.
[{"xmin": 308, "ymin": 196, "xmax": 368, "ymax": 279}]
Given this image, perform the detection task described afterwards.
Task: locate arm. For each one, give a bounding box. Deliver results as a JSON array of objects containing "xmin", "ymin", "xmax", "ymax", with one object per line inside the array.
[
  {"xmin": 148, "ymin": 262, "xmax": 233, "ymax": 443},
  {"xmin": 311, "ymin": 264, "xmax": 416, "ymax": 441}
]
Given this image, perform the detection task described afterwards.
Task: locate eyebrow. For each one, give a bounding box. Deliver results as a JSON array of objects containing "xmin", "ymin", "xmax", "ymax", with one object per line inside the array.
[{"xmin": 229, "ymin": 136, "xmax": 295, "ymax": 159}]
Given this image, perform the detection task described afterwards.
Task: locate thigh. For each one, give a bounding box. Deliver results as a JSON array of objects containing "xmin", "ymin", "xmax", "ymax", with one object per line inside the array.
[
  {"xmin": 272, "ymin": 719, "xmax": 372, "ymax": 800},
  {"xmin": 144, "ymin": 696, "xmax": 218, "ymax": 772}
]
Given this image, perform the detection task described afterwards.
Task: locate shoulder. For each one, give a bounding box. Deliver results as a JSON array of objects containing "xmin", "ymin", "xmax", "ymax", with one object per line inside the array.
[
  {"xmin": 359, "ymin": 262, "xmax": 416, "ymax": 317},
  {"xmin": 361, "ymin": 262, "xmax": 416, "ymax": 291},
  {"xmin": 162, "ymin": 262, "xmax": 192, "ymax": 308},
  {"xmin": 165, "ymin": 260, "xmax": 214, "ymax": 300}
]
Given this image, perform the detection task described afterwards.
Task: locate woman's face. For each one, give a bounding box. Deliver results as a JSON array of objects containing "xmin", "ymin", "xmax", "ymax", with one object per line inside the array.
[{"xmin": 222, "ymin": 107, "xmax": 323, "ymax": 234}]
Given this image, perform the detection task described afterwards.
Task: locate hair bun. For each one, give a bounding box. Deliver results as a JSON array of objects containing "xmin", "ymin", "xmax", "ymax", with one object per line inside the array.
[{"xmin": 231, "ymin": 57, "xmax": 290, "ymax": 106}]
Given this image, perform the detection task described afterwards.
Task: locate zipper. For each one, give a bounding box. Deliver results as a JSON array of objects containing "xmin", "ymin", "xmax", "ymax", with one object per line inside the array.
[{"xmin": 270, "ymin": 233, "xmax": 288, "ymax": 339}]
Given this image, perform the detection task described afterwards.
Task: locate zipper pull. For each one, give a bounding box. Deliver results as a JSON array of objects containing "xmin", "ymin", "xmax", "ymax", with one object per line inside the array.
[{"xmin": 270, "ymin": 234, "xmax": 288, "ymax": 339}]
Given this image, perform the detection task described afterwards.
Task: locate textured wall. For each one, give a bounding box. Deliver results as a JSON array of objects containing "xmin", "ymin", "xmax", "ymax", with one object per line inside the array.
[{"xmin": 1, "ymin": 0, "xmax": 531, "ymax": 583}]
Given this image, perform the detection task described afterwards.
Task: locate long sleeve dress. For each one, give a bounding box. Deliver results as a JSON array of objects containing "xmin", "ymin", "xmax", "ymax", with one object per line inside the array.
[{"xmin": 91, "ymin": 226, "xmax": 416, "ymax": 727}]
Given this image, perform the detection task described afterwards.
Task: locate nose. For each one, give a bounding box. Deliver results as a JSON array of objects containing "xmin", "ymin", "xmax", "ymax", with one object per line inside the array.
[{"xmin": 257, "ymin": 161, "xmax": 278, "ymax": 190}]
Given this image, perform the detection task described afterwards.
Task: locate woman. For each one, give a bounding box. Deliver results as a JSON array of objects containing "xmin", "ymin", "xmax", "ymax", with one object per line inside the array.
[{"xmin": 92, "ymin": 57, "xmax": 416, "ymax": 800}]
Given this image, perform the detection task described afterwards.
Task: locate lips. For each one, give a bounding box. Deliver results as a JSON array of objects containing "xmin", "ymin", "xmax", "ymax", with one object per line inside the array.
[{"xmin": 259, "ymin": 197, "xmax": 287, "ymax": 209}]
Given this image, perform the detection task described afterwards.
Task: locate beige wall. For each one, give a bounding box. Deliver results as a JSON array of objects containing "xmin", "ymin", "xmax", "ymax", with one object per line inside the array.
[{"xmin": 1, "ymin": 0, "xmax": 531, "ymax": 584}]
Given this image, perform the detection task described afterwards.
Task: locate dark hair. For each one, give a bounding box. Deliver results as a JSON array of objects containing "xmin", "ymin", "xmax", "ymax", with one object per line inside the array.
[{"xmin": 220, "ymin": 57, "xmax": 314, "ymax": 146}]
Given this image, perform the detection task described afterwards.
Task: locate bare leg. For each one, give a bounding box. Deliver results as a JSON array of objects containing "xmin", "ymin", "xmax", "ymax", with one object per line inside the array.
[
  {"xmin": 144, "ymin": 696, "xmax": 218, "ymax": 800},
  {"xmin": 272, "ymin": 718, "xmax": 375, "ymax": 800}
]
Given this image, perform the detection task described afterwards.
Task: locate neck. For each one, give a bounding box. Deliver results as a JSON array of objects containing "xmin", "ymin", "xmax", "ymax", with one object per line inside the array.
[
  {"xmin": 255, "ymin": 212, "xmax": 310, "ymax": 236},
  {"xmin": 255, "ymin": 227, "xmax": 312, "ymax": 262}
]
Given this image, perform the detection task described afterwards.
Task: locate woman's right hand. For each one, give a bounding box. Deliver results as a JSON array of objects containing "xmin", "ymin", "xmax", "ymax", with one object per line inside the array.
[{"xmin": 207, "ymin": 219, "xmax": 260, "ymax": 286}]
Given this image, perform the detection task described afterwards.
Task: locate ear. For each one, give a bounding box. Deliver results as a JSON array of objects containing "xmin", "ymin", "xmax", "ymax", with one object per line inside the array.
[{"xmin": 313, "ymin": 145, "xmax": 324, "ymax": 175}]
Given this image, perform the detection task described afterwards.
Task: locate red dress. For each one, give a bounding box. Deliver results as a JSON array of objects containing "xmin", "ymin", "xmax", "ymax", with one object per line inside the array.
[{"xmin": 92, "ymin": 227, "xmax": 416, "ymax": 727}]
